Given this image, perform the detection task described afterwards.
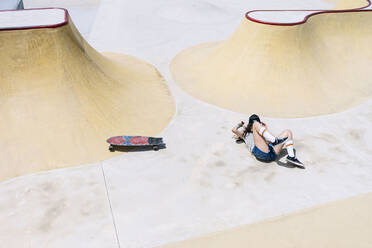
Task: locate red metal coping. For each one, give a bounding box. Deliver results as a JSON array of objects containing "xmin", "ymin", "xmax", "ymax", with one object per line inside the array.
[
  {"xmin": 245, "ymin": 0, "xmax": 372, "ymax": 26},
  {"xmin": 0, "ymin": 8, "xmax": 69, "ymax": 31}
]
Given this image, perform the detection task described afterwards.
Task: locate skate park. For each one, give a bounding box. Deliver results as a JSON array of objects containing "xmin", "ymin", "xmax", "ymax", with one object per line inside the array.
[{"xmin": 1, "ymin": 0, "xmax": 372, "ymax": 247}]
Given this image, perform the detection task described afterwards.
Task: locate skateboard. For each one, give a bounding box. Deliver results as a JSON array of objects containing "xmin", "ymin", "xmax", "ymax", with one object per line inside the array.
[{"xmin": 106, "ymin": 136, "xmax": 165, "ymax": 152}]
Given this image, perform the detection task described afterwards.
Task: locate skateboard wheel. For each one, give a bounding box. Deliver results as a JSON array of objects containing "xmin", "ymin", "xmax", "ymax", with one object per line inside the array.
[
  {"xmin": 109, "ymin": 145, "xmax": 115, "ymax": 152},
  {"xmin": 153, "ymin": 145, "xmax": 159, "ymax": 151}
]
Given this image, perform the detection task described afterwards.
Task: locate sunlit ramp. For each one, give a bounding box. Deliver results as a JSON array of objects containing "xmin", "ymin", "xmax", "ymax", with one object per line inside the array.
[
  {"xmin": 0, "ymin": 8, "xmax": 175, "ymax": 182},
  {"xmin": 171, "ymin": 5, "xmax": 372, "ymax": 117}
]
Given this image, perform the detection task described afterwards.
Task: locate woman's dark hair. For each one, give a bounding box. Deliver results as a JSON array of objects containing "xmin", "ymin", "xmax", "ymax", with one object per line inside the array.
[{"xmin": 243, "ymin": 114, "xmax": 261, "ymax": 137}]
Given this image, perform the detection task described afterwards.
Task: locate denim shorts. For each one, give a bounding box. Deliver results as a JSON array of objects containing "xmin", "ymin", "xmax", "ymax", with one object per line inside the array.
[{"xmin": 252, "ymin": 144, "xmax": 277, "ymax": 162}]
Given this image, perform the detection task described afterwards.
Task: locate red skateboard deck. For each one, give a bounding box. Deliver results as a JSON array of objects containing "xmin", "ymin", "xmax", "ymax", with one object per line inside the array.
[{"xmin": 106, "ymin": 136, "xmax": 164, "ymax": 151}]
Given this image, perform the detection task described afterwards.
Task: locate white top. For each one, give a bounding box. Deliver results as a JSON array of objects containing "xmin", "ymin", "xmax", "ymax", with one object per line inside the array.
[
  {"xmin": 244, "ymin": 133, "xmax": 255, "ymax": 152},
  {"xmin": 236, "ymin": 125, "xmax": 255, "ymax": 152},
  {"xmin": 0, "ymin": 9, "xmax": 66, "ymax": 29}
]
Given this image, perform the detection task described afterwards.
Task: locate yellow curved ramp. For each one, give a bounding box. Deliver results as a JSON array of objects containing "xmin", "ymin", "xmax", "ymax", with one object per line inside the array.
[
  {"xmin": 163, "ymin": 193, "xmax": 372, "ymax": 248},
  {"xmin": 171, "ymin": 6, "xmax": 372, "ymax": 117},
  {"xmin": 0, "ymin": 8, "xmax": 175, "ymax": 181},
  {"xmin": 327, "ymin": 0, "xmax": 369, "ymax": 9}
]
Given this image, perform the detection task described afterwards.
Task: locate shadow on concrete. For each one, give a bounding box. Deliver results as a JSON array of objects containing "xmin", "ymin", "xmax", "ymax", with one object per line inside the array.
[
  {"xmin": 108, "ymin": 144, "xmax": 166, "ymax": 153},
  {"xmin": 235, "ymin": 139, "xmax": 305, "ymax": 169},
  {"xmin": 275, "ymin": 149, "xmax": 305, "ymax": 169}
]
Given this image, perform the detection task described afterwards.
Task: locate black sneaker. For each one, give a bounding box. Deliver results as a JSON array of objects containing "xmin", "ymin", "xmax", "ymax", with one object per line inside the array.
[
  {"xmin": 286, "ymin": 156, "xmax": 305, "ymax": 167},
  {"xmin": 271, "ymin": 137, "xmax": 288, "ymax": 146}
]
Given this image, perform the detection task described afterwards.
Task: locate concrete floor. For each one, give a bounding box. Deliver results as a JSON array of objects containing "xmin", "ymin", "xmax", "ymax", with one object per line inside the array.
[{"xmin": 1, "ymin": 0, "xmax": 372, "ymax": 247}]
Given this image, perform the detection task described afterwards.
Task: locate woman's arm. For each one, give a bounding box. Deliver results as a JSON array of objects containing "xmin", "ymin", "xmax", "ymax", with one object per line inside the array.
[{"xmin": 232, "ymin": 121, "xmax": 245, "ymax": 139}]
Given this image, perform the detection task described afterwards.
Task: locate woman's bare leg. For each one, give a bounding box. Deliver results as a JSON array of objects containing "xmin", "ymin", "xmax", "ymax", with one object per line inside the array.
[
  {"xmin": 274, "ymin": 129, "xmax": 304, "ymax": 166},
  {"xmin": 252, "ymin": 122, "xmax": 269, "ymax": 153},
  {"xmin": 273, "ymin": 129, "xmax": 293, "ymax": 155},
  {"xmin": 254, "ymin": 126, "xmax": 304, "ymax": 166}
]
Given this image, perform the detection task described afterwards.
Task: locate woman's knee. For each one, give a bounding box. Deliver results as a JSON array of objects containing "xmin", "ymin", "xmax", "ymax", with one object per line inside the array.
[
  {"xmin": 253, "ymin": 121, "xmax": 262, "ymax": 131},
  {"xmin": 286, "ymin": 129, "xmax": 293, "ymax": 139},
  {"xmin": 280, "ymin": 129, "xmax": 293, "ymax": 139}
]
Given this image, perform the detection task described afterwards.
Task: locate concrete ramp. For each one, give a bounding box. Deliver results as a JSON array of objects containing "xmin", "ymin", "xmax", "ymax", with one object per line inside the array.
[
  {"xmin": 325, "ymin": 0, "xmax": 369, "ymax": 9},
  {"xmin": 163, "ymin": 193, "xmax": 372, "ymax": 248},
  {"xmin": 171, "ymin": 2, "xmax": 372, "ymax": 117},
  {"xmin": 0, "ymin": 8, "xmax": 175, "ymax": 181}
]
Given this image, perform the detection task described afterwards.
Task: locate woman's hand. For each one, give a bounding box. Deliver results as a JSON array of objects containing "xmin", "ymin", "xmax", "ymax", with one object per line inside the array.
[
  {"xmin": 235, "ymin": 121, "xmax": 244, "ymax": 129},
  {"xmin": 232, "ymin": 121, "xmax": 245, "ymax": 139}
]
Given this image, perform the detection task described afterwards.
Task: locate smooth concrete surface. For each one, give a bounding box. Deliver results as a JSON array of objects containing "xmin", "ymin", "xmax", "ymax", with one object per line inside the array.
[
  {"xmin": 1, "ymin": 0, "xmax": 372, "ymax": 247},
  {"xmin": 100, "ymin": 99, "xmax": 372, "ymax": 247},
  {"xmin": 325, "ymin": 0, "xmax": 369, "ymax": 9},
  {"xmin": 23, "ymin": 0, "xmax": 101, "ymax": 38},
  {"xmin": 248, "ymin": 10, "xmax": 319, "ymax": 23},
  {"xmin": 0, "ymin": 162, "xmax": 118, "ymax": 247},
  {"xmin": 0, "ymin": 0, "xmax": 24, "ymax": 10},
  {"xmin": 0, "ymin": 8, "xmax": 65, "ymax": 28},
  {"xmin": 163, "ymin": 192, "xmax": 372, "ymax": 248}
]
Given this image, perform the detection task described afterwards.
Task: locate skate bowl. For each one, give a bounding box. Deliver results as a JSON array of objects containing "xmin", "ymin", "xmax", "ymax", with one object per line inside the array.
[
  {"xmin": 0, "ymin": 8, "xmax": 175, "ymax": 182},
  {"xmin": 170, "ymin": 0, "xmax": 372, "ymax": 118}
]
